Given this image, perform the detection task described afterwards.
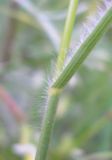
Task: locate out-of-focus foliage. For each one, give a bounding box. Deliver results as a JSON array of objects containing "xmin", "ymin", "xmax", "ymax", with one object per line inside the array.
[{"xmin": 0, "ymin": 0, "xmax": 112, "ymax": 159}]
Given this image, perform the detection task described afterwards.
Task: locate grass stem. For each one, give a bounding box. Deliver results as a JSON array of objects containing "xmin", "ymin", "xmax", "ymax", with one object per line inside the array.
[
  {"xmin": 56, "ymin": 0, "xmax": 79, "ymax": 74},
  {"xmin": 35, "ymin": 2, "xmax": 112, "ymax": 160}
]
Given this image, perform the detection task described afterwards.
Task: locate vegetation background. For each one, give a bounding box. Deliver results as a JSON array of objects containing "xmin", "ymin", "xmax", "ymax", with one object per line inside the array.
[{"xmin": 0, "ymin": 0, "xmax": 112, "ymax": 159}]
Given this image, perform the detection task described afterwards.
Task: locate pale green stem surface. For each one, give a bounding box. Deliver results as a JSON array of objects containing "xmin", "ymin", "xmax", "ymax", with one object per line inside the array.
[
  {"xmin": 36, "ymin": 1, "xmax": 79, "ymax": 160},
  {"xmin": 56, "ymin": 0, "xmax": 79, "ymax": 74},
  {"xmin": 53, "ymin": 7, "xmax": 112, "ymax": 88},
  {"xmin": 36, "ymin": 92, "xmax": 60, "ymax": 160},
  {"xmin": 35, "ymin": 4, "xmax": 112, "ymax": 160}
]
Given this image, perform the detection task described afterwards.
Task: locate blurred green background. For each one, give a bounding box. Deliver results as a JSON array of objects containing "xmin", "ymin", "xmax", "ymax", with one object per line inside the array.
[{"xmin": 0, "ymin": 0, "xmax": 112, "ymax": 159}]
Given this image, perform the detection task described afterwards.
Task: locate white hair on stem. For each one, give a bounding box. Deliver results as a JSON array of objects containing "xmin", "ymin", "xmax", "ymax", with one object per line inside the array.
[{"xmin": 63, "ymin": 0, "xmax": 112, "ymax": 71}]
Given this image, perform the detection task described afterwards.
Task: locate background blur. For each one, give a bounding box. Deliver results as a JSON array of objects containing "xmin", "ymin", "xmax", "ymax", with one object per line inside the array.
[{"xmin": 0, "ymin": 0, "xmax": 112, "ymax": 160}]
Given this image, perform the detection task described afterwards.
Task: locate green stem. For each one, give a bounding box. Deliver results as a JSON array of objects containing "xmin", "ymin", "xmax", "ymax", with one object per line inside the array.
[
  {"xmin": 35, "ymin": 3, "xmax": 112, "ymax": 160},
  {"xmin": 36, "ymin": 90, "xmax": 61, "ymax": 160},
  {"xmin": 56, "ymin": 0, "xmax": 79, "ymax": 74},
  {"xmin": 36, "ymin": 1, "xmax": 79, "ymax": 160},
  {"xmin": 53, "ymin": 7, "xmax": 112, "ymax": 88}
]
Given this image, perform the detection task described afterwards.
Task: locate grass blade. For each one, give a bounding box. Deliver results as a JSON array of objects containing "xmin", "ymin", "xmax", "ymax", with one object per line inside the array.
[{"xmin": 53, "ymin": 2, "xmax": 112, "ymax": 88}]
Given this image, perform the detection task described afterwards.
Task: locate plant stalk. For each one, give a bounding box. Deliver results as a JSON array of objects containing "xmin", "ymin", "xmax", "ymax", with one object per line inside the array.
[
  {"xmin": 56, "ymin": 0, "xmax": 79, "ymax": 74},
  {"xmin": 35, "ymin": 2, "xmax": 112, "ymax": 160},
  {"xmin": 35, "ymin": 1, "xmax": 79, "ymax": 160},
  {"xmin": 36, "ymin": 89, "xmax": 60, "ymax": 160},
  {"xmin": 53, "ymin": 7, "xmax": 112, "ymax": 88}
]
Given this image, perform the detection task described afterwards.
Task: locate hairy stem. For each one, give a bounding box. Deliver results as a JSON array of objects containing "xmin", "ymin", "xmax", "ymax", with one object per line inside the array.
[
  {"xmin": 36, "ymin": 2, "xmax": 112, "ymax": 160},
  {"xmin": 53, "ymin": 6, "xmax": 112, "ymax": 88},
  {"xmin": 36, "ymin": 89, "xmax": 60, "ymax": 160},
  {"xmin": 35, "ymin": 1, "xmax": 79, "ymax": 160}
]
